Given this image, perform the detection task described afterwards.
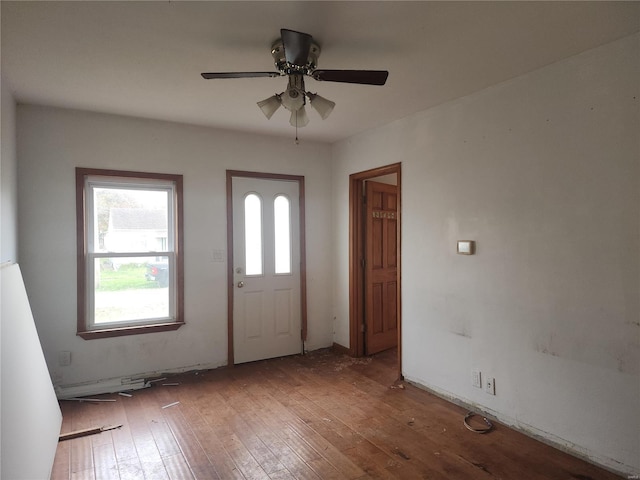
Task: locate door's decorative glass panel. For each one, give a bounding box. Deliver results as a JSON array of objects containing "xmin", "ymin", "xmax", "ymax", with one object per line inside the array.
[
  {"xmin": 274, "ymin": 195, "xmax": 291, "ymax": 274},
  {"xmin": 244, "ymin": 194, "xmax": 263, "ymax": 275}
]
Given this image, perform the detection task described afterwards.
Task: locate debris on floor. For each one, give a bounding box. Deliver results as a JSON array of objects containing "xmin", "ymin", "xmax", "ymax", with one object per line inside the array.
[
  {"xmin": 146, "ymin": 377, "xmax": 168, "ymax": 384},
  {"xmin": 161, "ymin": 401, "xmax": 180, "ymax": 409},
  {"xmin": 59, "ymin": 424, "xmax": 122, "ymax": 442},
  {"xmin": 393, "ymin": 447, "xmax": 411, "ymax": 460},
  {"xmin": 463, "ymin": 412, "xmax": 494, "ymax": 434},
  {"xmin": 63, "ymin": 397, "xmax": 116, "ymax": 403},
  {"xmin": 332, "ymin": 356, "xmax": 373, "ymax": 372}
]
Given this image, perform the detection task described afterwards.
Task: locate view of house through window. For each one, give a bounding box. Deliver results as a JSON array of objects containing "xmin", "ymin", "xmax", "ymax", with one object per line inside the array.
[
  {"xmin": 93, "ymin": 187, "xmax": 171, "ymax": 323},
  {"xmin": 76, "ymin": 168, "xmax": 184, "ymax": 338}
]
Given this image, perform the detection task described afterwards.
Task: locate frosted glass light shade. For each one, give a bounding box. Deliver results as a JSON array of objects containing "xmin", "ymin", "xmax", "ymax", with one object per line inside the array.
[
  {"xmin": 308, "ymin": 93, "xmax": 335, "ymax": 120},
  {"xmin": 257, "ymin": 95, "xmax": 282, "ymax": 119},
  {"xmin": 281, "ymin": 88, "xmax": 304, "ymax": 112},
  {"xmin": 289, "ymin": 106, "xmax": 309, "ymax": 128}
]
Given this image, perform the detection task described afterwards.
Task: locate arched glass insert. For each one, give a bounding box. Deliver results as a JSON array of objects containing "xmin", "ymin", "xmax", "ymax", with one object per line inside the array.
[
  {"xmin": 244, "ymin": 193, "xmax": 263, "ymax": 275},
  {"xmin": 274, "ymin": 195, "xmax": 291, "ymax": 274}
]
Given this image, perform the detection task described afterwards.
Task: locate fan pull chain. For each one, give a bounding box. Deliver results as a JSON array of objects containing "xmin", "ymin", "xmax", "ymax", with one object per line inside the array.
[{"xmin": 294, "ymin": 111, "xmax": 300, "ymax": 145}]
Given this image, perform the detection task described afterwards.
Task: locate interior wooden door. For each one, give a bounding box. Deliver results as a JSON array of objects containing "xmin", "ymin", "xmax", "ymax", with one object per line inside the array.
[
  {"xmin": 231, "ymin": 176, "xmax": 302, "ymax": 364},
  {"xmin": 365, "ymin": 180, "xmax": 398, "ymax": 354}
]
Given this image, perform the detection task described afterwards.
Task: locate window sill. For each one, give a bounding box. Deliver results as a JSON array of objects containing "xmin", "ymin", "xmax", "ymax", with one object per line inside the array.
[{"xmin": 77, "ymin": 321, "xmax": 185, "ymax": 340}]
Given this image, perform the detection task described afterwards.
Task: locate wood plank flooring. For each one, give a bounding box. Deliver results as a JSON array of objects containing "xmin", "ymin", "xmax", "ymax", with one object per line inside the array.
[{"xmin": 51, "ymin": 348, "xmax": 622, "ymax": 479}]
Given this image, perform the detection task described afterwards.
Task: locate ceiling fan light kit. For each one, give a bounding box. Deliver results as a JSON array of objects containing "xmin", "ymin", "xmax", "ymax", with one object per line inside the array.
[
  {"xmin": 202, "ymin": 29, "xmax": 388, "ymax": 134},
  {"xmin": 307, "ymin": 93, "xmax": 335, "ymax": 120},
  {"xmin": 257, "ymin": 94, "xmax": 282, "ymax": 120},
  {"xmin": 280, "ymin": 74, "xmax": 306, "ymax": 112},
  {"xmin": 290, "ymin": 106, "xmax": 309, "ymax": 128}
]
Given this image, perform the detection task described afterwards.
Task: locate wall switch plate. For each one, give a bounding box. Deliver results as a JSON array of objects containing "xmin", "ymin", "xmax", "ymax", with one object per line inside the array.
[
  {"xmin": 457, "ymin": 240, "xmax": 476, "ymax": 255},
  {"xmin": 58, "ymin": 351, "xmax": 71, "ymax": 367},
  {"xmin": 472, "ymin": 370, "xmax": 482, "ymax": 388},
  {"xmin": 485, "ymin": 377, "xmax": 496, "ymax": 395}
]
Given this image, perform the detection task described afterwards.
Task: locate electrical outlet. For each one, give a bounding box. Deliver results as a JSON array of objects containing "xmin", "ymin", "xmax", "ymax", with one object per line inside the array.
[
  {"xmin": 485, "ymin": 377, "xmax": 496, "ymax": 395},
  {"xmin": 472, "ymin": 370, "xmax": 482, "ymax": 388}
]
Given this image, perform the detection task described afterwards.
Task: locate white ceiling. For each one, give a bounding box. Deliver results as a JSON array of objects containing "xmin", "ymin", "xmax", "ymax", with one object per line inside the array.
[{"xmin": 2, "ymin": 1, "xmax": 639, "ymax": 143}]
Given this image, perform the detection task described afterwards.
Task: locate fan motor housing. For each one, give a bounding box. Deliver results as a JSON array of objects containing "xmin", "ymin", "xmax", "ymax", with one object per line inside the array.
[{"xmin": 271, "ymin": 39, "xmax": 320, "ymax": 74}]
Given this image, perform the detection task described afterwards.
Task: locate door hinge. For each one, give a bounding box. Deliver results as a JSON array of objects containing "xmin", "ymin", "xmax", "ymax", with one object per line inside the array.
[
  {"xmin": 361, "ymin": 258, "xmax": 366, "ymax": 268},
  {"xmin": 361, "ymin": 323, "xmax": 366, "ymax": 333}
]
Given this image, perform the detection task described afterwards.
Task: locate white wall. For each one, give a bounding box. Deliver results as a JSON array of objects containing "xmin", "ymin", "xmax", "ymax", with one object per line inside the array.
[
  {"xmin": 1, "ymin": 74, "xmax": 19, "ymax": 477},
  {"xmin": 332, "ymin": 34, "xmax": 639, "ymax": 475},
  {"xmin": 17, "ymin": 106, "xmax": 334, "ymax": 390},
  {"xmin": 1, "ymin": 77, "xmax": 18, "ymax": 263},
  {"xmin": 3, "ymin": 79, "xmax": 60, "ymax": 479}
]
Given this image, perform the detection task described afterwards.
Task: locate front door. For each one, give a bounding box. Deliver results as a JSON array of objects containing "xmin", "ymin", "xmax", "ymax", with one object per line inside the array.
[
  {"xmin": 231, "ymin": 176, "xmax": 302, "ymax": 364},
  {"xmin": 365, "ymin": 180, "xmax": 398, "ymax": 354}
]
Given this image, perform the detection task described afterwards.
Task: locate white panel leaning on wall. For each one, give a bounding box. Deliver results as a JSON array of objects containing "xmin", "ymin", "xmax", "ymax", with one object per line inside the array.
[{"xmin": 1, "ymin": 262, "xmax": 62, "ymax": 480}]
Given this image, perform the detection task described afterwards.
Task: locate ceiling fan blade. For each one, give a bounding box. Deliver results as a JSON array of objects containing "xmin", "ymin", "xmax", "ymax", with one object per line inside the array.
[
  {"xmin": 281, "ymin": 29, "xmax": 312, "ymax": 66},
  {"xmin": 201, "ymin": 72, "xmax": 280, "ymax": 79},
  {"xmin": 311, "ymin": 70, "xmax": 389, "ymax": 86}
]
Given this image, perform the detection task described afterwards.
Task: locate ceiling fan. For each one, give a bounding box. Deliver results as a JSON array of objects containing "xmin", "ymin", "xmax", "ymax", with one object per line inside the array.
[{"xmin": 201, "ymin": 29, "xmax": 389, "ymax": 130}]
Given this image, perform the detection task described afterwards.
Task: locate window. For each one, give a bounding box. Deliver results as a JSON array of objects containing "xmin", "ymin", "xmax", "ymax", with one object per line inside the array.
[
  {"xmin": 76, "ymin": 168, "xmax": 184, "ymax": 339},
  {"xmin": 244, "ymin": 193, "xmax": 263, "ymax": 276},
  {"xmin": 274, "ymin": 195, "xmax": 292, "ymax": 274}
]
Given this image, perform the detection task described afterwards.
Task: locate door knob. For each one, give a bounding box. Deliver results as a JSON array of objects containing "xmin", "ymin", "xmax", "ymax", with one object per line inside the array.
[{"xmin": 237, "ymin": 281, "xmax": 244, "ymax": 288}]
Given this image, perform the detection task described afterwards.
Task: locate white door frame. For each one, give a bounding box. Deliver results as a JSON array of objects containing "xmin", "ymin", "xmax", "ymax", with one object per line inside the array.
[{"xmin": 226, "ymin": 170, "xmax": 307, "ymax": 366}]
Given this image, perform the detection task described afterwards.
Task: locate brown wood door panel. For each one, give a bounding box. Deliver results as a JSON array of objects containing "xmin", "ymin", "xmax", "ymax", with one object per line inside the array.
[
  {"xmin": 387, "ymin": 218, "xmax": 397, "ymax": 267},
  {"xmin": 365, "ymin": 181, "xmax": 398, "ymax": 354}
]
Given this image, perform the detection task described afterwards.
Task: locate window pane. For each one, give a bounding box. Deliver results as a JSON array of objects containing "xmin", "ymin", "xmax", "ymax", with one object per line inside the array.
[
  {"xmin": 245, "ymin": 194, "xmax": 263, "ymax": 275},
  {"xmin": 94, "ymin": 187, "xmax": 169, "ymax": 253},
  {"xmin": 93, "ymin": 256, "xmax": 170, "ymax": 324},
  {"xmin": 274, "ymin": 195, "xmax": 291, "ymax": 274}
]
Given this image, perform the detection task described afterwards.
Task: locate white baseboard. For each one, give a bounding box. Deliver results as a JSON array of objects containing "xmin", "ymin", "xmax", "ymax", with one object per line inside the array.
[
  {"xmin": 402, "ymin": 374, "xmax": 634, "ymax": 478},
  {"xmin": 55, "ymin": 360, "xmax": 226, "ymax": 399},
  {"xmin": 56, "ymin": 377, "xmax": 148, "ymax": 399}
]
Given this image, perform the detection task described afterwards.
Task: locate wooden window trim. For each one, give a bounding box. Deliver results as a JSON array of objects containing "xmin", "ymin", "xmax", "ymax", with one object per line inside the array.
[{"xmin": 76, "ymin": 167, "xmax": 185, "ymax": 339}]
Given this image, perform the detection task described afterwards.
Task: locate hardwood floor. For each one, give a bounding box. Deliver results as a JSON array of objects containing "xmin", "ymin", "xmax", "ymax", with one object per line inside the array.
[{"xmin": 52, "ymin": 348, "xmax": 621, "ymax": 479}]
